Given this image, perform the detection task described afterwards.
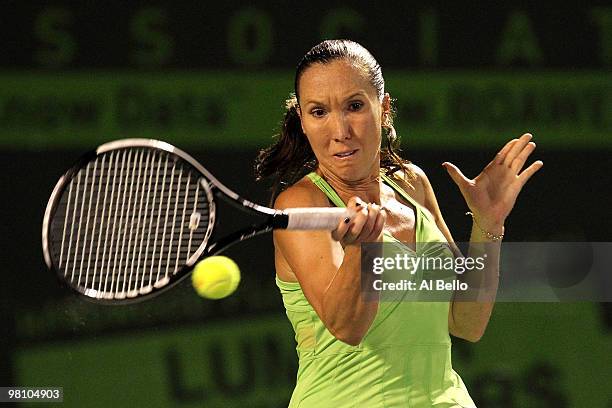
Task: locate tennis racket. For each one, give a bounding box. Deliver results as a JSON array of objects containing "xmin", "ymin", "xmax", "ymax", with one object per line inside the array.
[{"xmin": 42, "ymin": 139, "xmax": 350, "ymax": 303}]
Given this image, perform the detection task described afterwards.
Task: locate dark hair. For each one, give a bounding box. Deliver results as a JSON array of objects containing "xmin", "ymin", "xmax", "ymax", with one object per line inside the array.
[{"xmin": 255, "ymin": 39, "xmax": 415, "ymax": 201}]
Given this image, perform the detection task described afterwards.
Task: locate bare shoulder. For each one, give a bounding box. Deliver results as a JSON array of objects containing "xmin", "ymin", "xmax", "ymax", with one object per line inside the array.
[
  {"xmin": 273, "ymin": 176, "xmax": 330, "ymax": 210},
  {"xmin": 272, "ymin": 175, "xmax": 337, "ymax": 284}
]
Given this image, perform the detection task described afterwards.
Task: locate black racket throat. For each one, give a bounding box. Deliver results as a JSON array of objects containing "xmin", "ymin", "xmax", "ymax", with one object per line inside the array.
[{"xmin": 204, "ymin": 193, "xmax": 289, "ymax": 255}]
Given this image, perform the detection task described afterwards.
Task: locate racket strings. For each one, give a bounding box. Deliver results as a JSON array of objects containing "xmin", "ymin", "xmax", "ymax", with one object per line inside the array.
[{"xmin": 50, "ymin": 148, "xmax": 210, "ymax": 299}]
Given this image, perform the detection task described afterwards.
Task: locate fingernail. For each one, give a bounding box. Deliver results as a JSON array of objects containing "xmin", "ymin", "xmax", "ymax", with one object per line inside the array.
[{"xmin": 344, "ymin": 217, "xmax": 350, "ymax": 224}]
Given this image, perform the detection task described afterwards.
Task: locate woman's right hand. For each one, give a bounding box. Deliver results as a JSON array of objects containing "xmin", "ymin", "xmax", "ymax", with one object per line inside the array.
[{"xmin": 331, "ymin": 197, "xmax": 386, "ymax": 246}]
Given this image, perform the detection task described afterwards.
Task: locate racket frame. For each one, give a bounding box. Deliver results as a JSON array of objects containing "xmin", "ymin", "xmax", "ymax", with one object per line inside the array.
[{"xmin": 42, "ymin": 139, "xmax": 289, "ymax": 304}]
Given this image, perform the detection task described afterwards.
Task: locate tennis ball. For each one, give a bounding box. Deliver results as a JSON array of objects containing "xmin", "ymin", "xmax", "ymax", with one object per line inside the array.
[{"xmin": 192, "ymin": 256, "xmax": 241, "ymax": 299}]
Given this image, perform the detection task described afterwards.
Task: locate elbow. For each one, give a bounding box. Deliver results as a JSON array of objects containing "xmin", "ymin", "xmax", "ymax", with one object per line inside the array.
[
  {"xmin": 450, "ymin": 324, "xmax": 486, "ymax": 343},
  {"xmin": 462, "ymin": 330, "xmax": 484, "ymax": 343},
  {"xmin": 330, "ymin": 326, "xmax": 367, "ymax": 346},
  {"xmin": 326, "ymin": 314, "xmax": 375, "ymax": 346},
  {"xmin": 320, "ymin": 300, "xmax": 378, "ymax": 346}
]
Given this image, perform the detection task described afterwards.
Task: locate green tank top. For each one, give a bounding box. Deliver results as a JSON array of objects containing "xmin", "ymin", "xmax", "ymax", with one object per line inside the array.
[{"xmin": 276, "ymin": 172, "xmax": 477, "ymax": 407}]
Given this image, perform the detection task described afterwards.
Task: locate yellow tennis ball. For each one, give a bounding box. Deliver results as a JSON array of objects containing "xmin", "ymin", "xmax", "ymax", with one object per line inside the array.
[{"xmin": 192, "ymin": 256, "xmax": 241, "ymax": 299}]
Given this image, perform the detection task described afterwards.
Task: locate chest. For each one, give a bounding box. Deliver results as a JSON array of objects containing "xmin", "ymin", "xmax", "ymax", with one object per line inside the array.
[{"xmin": 382, "ymin": 197, "xmax": 418, "ymax": 244}]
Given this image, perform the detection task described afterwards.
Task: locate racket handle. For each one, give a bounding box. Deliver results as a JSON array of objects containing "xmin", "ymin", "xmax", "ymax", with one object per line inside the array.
[{"xmin": 283, "ymin": 208, "xmax": 353, "ymax": 230}]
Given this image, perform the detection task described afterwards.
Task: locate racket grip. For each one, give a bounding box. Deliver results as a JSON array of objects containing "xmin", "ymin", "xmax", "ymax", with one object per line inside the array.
[{"xmin": 283, "ymin": 207, "xmax": 353, "ymax": 230}]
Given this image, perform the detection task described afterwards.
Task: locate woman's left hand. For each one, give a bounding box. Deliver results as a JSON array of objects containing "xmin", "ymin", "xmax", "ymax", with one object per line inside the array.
[{"xmin": 442, "ymin": 133, "xmax": 543, "ymax": 229}]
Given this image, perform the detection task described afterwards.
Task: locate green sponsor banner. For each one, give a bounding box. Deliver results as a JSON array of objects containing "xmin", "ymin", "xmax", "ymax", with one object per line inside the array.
[
  {"xmin": 0, "ymin": 72, "xmax": 293, "ymax": 150},
  {"xmin": 15, "ymin": 315, "xmax": 297, "ymax": 408},
  {"xmin": 14, "ymin": 303, "xmax": 612, "ymax": 407},
  {"xmin": 0, "ymin": 72, "xmax": 610, "ymax": 150},
  {"xmin": 458, "ymin": 303, "xmax": 612, "ymax": 407},
  {"xmin": 387, "ymin": 72, "xmax": 611, "ymax": 149}
]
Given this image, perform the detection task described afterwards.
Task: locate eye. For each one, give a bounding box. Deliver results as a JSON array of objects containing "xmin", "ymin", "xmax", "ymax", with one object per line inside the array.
[
  {"xmin": 348, "ymin": 101, "xmax": 364, "ymax": 111},
  {"xmin": 310, "ymin": 108, "xmax": 326, "ymax": 118}
]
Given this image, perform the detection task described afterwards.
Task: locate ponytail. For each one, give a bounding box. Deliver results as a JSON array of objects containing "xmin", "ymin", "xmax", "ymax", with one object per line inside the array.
[
  {"xmin": 380, "ymin": 107, "xmax": 416, "ymax": 189},
  {"xmin": 254, "ymin": 94, "xmax": 316, "ymax": 203}
]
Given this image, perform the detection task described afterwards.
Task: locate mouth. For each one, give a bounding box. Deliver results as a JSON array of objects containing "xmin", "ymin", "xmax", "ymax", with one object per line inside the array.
[{"xmin": 333, "ymin": 149, "xmax": 358, "ymax": 159}]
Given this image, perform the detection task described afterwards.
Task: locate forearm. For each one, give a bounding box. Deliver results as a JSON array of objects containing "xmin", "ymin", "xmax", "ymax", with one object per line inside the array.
[
  {"xmin": 321, "ymin": 245, "xmax": 379, "ymax": 345},
  {"xmin": 450, "ymin": 220, "xmax": 502, "ymax": 341}
]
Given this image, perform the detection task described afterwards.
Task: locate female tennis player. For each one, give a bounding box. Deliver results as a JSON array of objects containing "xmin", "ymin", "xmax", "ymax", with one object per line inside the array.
[{"xmin": 255, "ymin": 39, "xmax": 542, "ymax": 407}]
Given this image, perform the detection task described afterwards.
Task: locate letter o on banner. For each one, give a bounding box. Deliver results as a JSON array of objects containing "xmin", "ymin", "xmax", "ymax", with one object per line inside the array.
[{"xmin": 227, "ymin": 7, "xmax": 273, "ymax": 66}]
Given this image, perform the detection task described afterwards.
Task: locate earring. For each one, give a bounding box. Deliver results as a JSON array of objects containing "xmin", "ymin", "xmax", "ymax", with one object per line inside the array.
[{"xmin": 382, "ymin": 112, "xmax": 390, "ymax": 128}]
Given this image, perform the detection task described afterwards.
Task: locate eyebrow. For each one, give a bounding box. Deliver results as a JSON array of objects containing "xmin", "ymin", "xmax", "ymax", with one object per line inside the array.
[{"xmin": 302, "ymin": 91, "xmax": 368, "ymax": 107}]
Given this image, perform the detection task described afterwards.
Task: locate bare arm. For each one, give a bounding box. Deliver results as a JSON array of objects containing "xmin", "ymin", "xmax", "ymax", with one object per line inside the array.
[
  {"xmin": 410, "ymin": 165, "xmax": 497, "ymax": 342},
  {"xmin": 435, "ymin": 134, "xmax": 542, "ymax": 341},
  {"xmin": 273, "ymin": 185, "xmax": 386, "ymax": 346},
  {"xmin": 452, "ymin": 220, "xmax": 502, "ymax": 342}
]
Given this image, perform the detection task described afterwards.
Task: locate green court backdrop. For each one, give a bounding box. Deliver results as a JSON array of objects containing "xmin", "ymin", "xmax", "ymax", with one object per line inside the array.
[{"xmin": 14, "ymin": 302, "xmax": 612, "ymax": 407}]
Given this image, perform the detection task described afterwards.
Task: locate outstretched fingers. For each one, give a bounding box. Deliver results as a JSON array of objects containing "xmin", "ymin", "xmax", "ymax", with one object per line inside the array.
[
  {"xmin": 442, "ymin": 161, "xmax": 471, "ymax": 192},
  {"xmin": 495, "ymin": 138, "xmax": 519, "ymax": 164},
  {"xmin": 503, "ymin": 133, "xmax": 532, "ymax": 166},
  {"xmin": 510, "ymin": 141, "xmax": 537, "ymax": 173},
  {"xmin": 518, "ymin": 160, "xmax": 544, "ymax": 187}
]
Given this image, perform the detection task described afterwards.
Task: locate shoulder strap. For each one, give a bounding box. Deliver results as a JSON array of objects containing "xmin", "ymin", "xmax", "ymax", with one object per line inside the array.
[
  {"xmin": 308, "ymin": 171, "xmax": 427, "ymax": 245},
  {"xmin": 306, "ymin": 172, "xmax": 346, "ymax": 208},
  {"xmin": 380, "ymin": 172, "xmax": 420, "ymax": 209},
  {"xmin": 308, "ymin": 171, "xmax": 421, "ymax": 210}
]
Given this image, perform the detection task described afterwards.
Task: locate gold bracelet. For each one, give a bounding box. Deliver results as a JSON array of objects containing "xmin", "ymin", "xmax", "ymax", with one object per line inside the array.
[{"xmin": 465, "ymin": 211, "xmax": 504, "ymax": 241}]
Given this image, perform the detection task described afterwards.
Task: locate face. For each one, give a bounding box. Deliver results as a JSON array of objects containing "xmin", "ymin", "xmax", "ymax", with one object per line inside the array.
[{"xmin": 297, "ymin": 59, "xmax": 389, "ymax": 181}]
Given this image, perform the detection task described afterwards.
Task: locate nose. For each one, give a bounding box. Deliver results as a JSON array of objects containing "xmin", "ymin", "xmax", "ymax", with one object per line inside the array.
[{"xmin": 330, "ymin": 111, "xmax": 351, "ymax": 141}]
